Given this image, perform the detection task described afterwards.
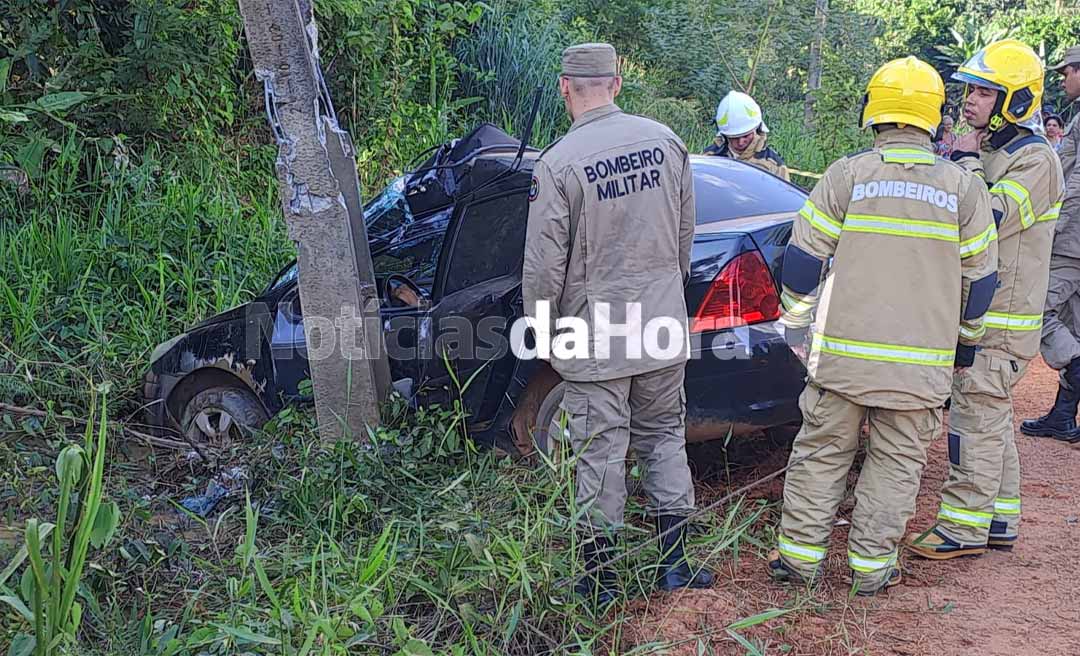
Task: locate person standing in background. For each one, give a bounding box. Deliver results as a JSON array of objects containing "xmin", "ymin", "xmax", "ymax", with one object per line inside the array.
[
  {"xmin": 1045, "ymin": 113, "xmax": 1064, "ymax": 152},
  {"xmin": 935, "ymin": 115, "xmax": 960, "ymax": 157}
]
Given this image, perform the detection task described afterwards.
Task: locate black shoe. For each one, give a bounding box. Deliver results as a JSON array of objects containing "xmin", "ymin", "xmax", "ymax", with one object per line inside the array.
[
  {"xmin": 574, "ymin": 536, "xmax": 619, "ymax": 608},
  {"xmin": 1020, "ymin": 384, "xmax": 1080, "ymax": 441},
  {"xmin": 1022, "ymin": 360, "xmax": 1080, "ymax": 442},
  {"xmin": 655, "ymin": 515, "xmax": 715, "ymax": 591}
]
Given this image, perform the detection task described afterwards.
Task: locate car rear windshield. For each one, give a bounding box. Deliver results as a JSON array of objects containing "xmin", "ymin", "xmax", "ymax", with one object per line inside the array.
[{"xmin": 691, "ymin": 157, "xmax": 805, "ymax": 223}]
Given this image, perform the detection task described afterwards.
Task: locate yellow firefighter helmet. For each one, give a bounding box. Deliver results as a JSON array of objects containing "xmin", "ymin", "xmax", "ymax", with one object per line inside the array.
[
  {"xmin": 862, "ymin": 56, "xmax": 945, "ymax": 137},
  {"xmin": 953, "ymin": 39, "xmax": 1044, "ymax": 131}
]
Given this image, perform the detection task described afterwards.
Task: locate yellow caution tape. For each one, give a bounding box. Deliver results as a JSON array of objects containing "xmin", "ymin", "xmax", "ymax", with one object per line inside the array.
[{"xmin": 788, "ymin": 168, "xmax": 823, "ymax": 180}]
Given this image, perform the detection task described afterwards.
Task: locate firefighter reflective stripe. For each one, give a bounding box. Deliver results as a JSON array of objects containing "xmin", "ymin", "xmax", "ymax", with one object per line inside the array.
[
  {"xmin": 984, "ymin": 312, "xmax": 1043, "ymax": 331},
  {"xmin": 959, "ymin": 224, "xmax": 998, "ymax": 258},
  {"xmin": 843, "ymin": 214, "xmax": 959, "ymax": 242},
  {"xmin": 959, "ymin": 321, "xmax": 986, "ymax": 341},
  {"xmin": 938, "ymin": 502, "xmax": 993, "ymax": 528},
  {"xmin": 990, "ymin": 179, "xmax": 1035, "ymax": 228},
  {"xmin": 778, "ymin": 535, "xmax": 826, "ymax": 563},
  {"xmin": 880, "ymin": 148, "xmax": 936, "ymax": 165},
  {"xmin": 814, "ymin": 334, "xmax": 954, "ymax": 367},
  {"xmin": 781, "ymin": 291, "xmax": 814, "ymax": 318},
  {"xmin": 1037, "ymin": 202, "xmax": 1062, "ymax": 223},
  {"xmin": 848, "ymin": 550, "xmax": 897, "ymax": 573},
  {"xmin": 800, "ymin": 200, "xmax": 843, "ymax": 238},
  {"xmin": 994, "ymin": 497, "xmax": 1021, "ymax": 515}
]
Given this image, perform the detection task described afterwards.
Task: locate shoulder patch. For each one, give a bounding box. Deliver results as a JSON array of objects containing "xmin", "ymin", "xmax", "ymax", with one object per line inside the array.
[{"xmin": 528, "ymin": 176, "xmax": 539, "ymax": 202}]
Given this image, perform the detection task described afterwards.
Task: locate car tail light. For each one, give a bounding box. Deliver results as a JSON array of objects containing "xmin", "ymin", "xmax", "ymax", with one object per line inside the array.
[{"xmin": 691, "ymin": 250, "xmax": 781, "ymax": 333}]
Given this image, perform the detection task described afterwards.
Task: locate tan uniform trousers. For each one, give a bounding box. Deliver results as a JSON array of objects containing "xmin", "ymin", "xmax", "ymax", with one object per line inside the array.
[
  {"xmin": 1041, "ymin": 254, "xmax": 1080, "ymax": 375},
  {"xmin": 937, "ymin": 352, "xmax": 1027, "ymax": 544},
  {"xmin": 778, "ymin": 384, "xmax": 941, "ymax": 590},
  {"xmin": 557, "ymin": 362, "xmax": 695, "ymax": 532}
]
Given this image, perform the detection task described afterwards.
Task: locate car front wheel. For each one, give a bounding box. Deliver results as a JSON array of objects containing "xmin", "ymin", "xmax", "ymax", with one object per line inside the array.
[
  {"xmin": 179, "ymin": 386, "xmax": 268, "ymax": 446},
  {"xmin": 533, "ymin": 382, "xmax": 641, "ymax": 493}
]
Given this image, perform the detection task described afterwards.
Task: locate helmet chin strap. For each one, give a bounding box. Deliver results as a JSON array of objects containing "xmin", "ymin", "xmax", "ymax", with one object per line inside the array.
[
  {"xmin": 988, "ymin": 123, "xmax": 1020, "ymax": 150},
  {"xmin": 982, "ymin": 88, "xmax": 1020, "ymax": 149},
  {"xmin": 988, "ymin": 90, "xmax": 1008, "ymax": 132}
]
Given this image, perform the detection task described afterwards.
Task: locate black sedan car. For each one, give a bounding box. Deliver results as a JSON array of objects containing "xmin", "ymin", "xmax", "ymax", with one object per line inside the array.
[{"xmin": 144, "ymin": 124, "xmax": 807, "ymax": 455}]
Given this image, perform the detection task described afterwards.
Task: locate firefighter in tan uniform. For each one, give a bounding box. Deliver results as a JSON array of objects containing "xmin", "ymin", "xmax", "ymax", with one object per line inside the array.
[
  {"xmin": 768, "ymin": 57, "xmax": 998, "ymax": 595},
  {"xmin": 1022, "ymin": 46, "xmax": 1080, "ymax": 443},
  {"xmin": 909, "ymin": 40, "xmax": 1064, "ymax": 559},
  {"xmin": 703, "ymin": 91, "xmax": 791, "ymax": 181},
  {"xmin": 522, "ymin": 43, "xmax": 712, "ymax": 607}
]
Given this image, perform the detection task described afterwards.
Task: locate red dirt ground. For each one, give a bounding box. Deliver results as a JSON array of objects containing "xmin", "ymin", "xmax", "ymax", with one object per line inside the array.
[{"xmin": 624, "ymin": 358, "xmax": 1080, "ymax": 655}]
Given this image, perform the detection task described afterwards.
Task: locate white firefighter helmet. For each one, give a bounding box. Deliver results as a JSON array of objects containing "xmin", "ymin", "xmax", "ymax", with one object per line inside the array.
[{"xmin": 715, "ymin": 90, "xmax": 768, "ymax": 137}]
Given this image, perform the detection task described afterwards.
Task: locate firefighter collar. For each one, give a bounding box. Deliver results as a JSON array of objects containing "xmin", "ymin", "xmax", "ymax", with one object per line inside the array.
[
  {"xmin": 873, "ymin": 126, "xmax": 933, "ymax": 151},
  {"xmin": 570, "ymin": 103, "xmax": 623, "ymax": 133}
]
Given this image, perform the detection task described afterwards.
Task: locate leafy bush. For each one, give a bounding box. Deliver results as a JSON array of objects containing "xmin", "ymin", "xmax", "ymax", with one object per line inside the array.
[{"xmin": 455, "ymin": 0, "xmax": 571, "ymax": 147}]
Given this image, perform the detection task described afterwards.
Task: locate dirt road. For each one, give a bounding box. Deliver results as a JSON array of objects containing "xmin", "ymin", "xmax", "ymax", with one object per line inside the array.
[{"xmin": 626, "ymin": 358, "xmax": 1080, "ymax": 655}]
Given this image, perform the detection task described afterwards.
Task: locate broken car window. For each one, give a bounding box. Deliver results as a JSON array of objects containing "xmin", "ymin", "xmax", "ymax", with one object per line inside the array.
[{"xmin": 443, "ymin": 193, "xmax": 527, "ymax": 296}]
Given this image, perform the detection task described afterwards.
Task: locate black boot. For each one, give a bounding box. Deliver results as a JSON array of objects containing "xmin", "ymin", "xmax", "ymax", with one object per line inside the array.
[
  {"xmin": 656, "ymin": 515, "xmax": 715, "ymax": 591},
  {"xmin": 1020, "ymin": 384, "xmax": 1080, "ymax": 442},
  {"xmin": 574, "ymin": 536, "xmax": 619, "ymax": 607}
]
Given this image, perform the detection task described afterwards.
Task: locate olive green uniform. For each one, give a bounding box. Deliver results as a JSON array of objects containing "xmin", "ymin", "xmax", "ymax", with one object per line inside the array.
[
  {"xmin": 522, "ymin": 103, "xmax": 697, "ymax": 530},
  {"xmin": 1040, "ymin": 107, "xmax": 1080, "ymax": 375},
  {"xmin": 937, "ymin": 130, "xmax": 1064, "ymax": 545},
  {"xmin": 775, "ymin": 127, "xmax": 997, "ymax": 590}
]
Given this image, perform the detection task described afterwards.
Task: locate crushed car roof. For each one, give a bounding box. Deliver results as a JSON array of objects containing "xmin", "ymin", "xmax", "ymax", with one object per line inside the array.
[{"xmin": 402, "ymin": 123, "xmax": 538, "ymax": 216}]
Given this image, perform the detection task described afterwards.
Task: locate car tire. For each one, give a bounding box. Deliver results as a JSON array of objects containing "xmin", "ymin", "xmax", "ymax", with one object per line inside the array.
[
  {"xmin": 533, "ymin": 382, "xmax": 568, "ymax": 459},
  {"xmin": 179, "ymin": 385, "xmax": 268, "ymax": 446},
  {"xmin": 533, "ymin": 382, "xmax": 642, "ymax": 494}
]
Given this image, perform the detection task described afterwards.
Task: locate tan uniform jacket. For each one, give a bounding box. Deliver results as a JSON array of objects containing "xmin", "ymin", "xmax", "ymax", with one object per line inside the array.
[
  {"xmin": 1053, "ymin": 108, "xmax": 1080, "ymax": 258},
  {"xmin": 703, "ymin": 132, "xmax": 791, "ymax": 181},
  {"xmin": 522, "ymin": 104, "xmax": 695, "ymax": 382},
  {"xmin": 954, "ymin": 129, "xmax": 1064, "ymax": 360},
  {"xmin": 779, "ymin": 127, "xmax": 998, "ymax": 410}
]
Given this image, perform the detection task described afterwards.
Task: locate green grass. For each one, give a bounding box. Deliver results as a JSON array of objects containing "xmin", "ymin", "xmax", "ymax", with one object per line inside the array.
[
  {"xmin": 0, "ymin": 134, "xmax": 293, "ymax": 414},
  {"xmin": 1, "ymin": 393, "xmax": 780, "ymax": 654}
]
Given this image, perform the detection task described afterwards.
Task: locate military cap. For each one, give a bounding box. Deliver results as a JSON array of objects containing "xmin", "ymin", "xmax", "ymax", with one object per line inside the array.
[
  {"xmin": 1050, "ymin": 45, "xmax": 1080, "ymax": 72},
  {"xmin": 561, "ymin": 43, "xmax": 618, "ymax": 78}
]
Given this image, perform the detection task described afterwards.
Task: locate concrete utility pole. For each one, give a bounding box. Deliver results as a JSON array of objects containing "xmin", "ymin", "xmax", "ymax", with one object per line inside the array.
[{"xmin": 238, "ymin": 0, "xmax": 390, "ymax": 440}]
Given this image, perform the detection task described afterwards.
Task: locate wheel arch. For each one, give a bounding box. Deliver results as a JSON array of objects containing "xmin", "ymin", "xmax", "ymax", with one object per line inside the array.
[{"xmin": 165, "ymin": 366, "xmax": 268, "ymax": 426}]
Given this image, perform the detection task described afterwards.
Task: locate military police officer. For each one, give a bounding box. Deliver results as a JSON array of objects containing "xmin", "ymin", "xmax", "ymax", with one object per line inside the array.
[
  {"xmin": 770, "ymin": 57, "xmax": 998, "ymax": 595},
  {"xmin": 703, "ymin": 90, "xmax": 791, "ymax": 181},
  {"xmin": 1021, "ymin": 45, "xmax": 1080, "ymax": 443},
  {"xmin": 909, "ymin": 40, "xmax": 1064, "ymax": 559},
  {"xmin": 522, "ymin": 43, "xmax": 712, "ymax": 606}
]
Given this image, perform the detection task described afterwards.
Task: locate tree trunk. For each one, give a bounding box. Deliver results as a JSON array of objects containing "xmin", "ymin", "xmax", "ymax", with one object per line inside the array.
[
  {"xmin": 804, "ymin": 0, "xmax": 828, "ymax": 129},
  {"xmin": 237, "ymin": 0, "xmax": 390, "ymax": 441}
]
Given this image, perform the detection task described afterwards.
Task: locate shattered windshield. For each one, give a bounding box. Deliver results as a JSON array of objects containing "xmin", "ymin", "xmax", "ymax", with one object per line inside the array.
[{"xmin": 267, "ymin": 176, "xmax": 449, "ymax": 293}]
